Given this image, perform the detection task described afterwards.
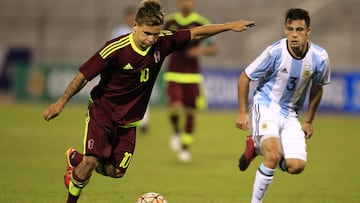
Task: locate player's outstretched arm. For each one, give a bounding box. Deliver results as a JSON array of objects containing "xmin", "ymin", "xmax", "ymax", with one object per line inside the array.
[
  {"xmin": 43, "ymin": 72, "xmax": 87, "ymax": 121},
  {"xmin": 190, "ymin": 20, "xmax": 255, "ymax": 41}
]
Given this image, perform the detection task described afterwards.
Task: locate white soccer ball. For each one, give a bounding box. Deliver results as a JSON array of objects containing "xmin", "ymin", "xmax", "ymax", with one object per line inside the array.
[{"xmin": 135, "ymin": 192, "xmax": 168, "ymax": 203}]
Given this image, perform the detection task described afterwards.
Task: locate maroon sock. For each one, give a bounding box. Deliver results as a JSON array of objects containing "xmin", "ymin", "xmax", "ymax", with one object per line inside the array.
[
  {"xmin": 185, "ymin": 114, "xmax": 194, "ymax": 134},
  {"xmin": 70, "ymin": 151, "xmax": 84, "ymax": 167},
  {"xmin": 66, "ymin": 192, "xmax": 79, "ymax": 203},
  {"xmin": 170, "ymin": 114, "xmax": 180, "ymax": 134}
]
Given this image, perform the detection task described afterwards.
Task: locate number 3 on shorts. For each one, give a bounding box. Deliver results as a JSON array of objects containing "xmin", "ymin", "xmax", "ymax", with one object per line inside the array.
[{"xmin": 119, "ymin": 152, "xmax": 132, "ymax": 168}]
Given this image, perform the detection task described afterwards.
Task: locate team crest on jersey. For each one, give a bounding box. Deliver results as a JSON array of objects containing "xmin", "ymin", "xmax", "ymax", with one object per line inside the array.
[
  {"xmin": 154, "ymin": 51, "xmax": 161, "ymax": 63},
  {"xmin": 261, "ymin": 123, "xmax": 267, "ymax": 130},
  {"xmin": 302, "ymin": 66, "xmax": 311, "ymax": 77}
]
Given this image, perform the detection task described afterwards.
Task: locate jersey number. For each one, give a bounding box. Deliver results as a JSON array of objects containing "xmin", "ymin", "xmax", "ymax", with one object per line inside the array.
[
  {"xmin": 287, "ymin": 77, "xmax": 298, "ymax": 91},
  {"xmin": 119, "ymin": 152, "xmax": 132, "ymax": 168},
  {"xmin": 140, "ymin": 68, "xmax": 150, "ymax": 82}
]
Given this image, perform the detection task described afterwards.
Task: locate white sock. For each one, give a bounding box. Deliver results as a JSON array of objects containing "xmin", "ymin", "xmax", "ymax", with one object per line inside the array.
[{"xmin": 251, "ymin": 163, "xmax": 274, "ymax": 203}]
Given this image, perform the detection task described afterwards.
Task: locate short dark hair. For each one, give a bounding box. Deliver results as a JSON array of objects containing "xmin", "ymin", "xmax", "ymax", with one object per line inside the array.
[
  {"xmin": 135, "ymin": 0, "xmax": 164, "ymax": 26},
  {"xmin": 285, "ymin": 8, "xmax": 310, "ymax": 27}
]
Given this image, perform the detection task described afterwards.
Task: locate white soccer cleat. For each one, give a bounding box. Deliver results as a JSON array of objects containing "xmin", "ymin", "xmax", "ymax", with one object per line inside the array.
[
  {"xmin": 169, "ymin": 134, "xmax": 181, "ymax": 152},
  {"xmin": 178, "ymin": 149, "xmax": 191, "ymax": 162}
]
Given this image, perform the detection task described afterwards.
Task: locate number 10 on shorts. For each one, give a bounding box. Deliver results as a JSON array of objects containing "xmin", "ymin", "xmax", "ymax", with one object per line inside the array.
[{"xmin": 119, "ymin": 152, "xmax": 132, "ymax": 168}]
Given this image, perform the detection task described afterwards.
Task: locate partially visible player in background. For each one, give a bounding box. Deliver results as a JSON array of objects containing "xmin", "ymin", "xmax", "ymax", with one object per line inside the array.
[
  {"xmin": 164, "ymin": 0, "xmax": 217, "ymax": 162},
  {"xmin": 111, "ymin": 6, "xmax": 151, "ymax": 134},
  {"xmin": 235, "ymin": 8, "xmax": 330, "ymax": 203},
  {"xmin": 111, "ymin": 6, "xmax": 136, "ymax": 38},
  {"xmin": 43, "ymin": 0, "xmax": 255, "ymax": 202}
]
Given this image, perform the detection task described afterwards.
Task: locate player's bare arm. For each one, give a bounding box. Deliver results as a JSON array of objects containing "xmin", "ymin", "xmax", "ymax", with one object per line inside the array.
[
  {"xmin": 190, "ymin": 20, "xmax": 255, "ymax": 41},
  {"xmin": 43, "ymin": 72, "xmax": 87, "ymax": 121},
  {"xmin": 236, "ymin": 71, "xmax": 251, "ymax": 130},
  {"xmin": 303, "ymin": 83, "xmax": 323, "ymax": 139}
]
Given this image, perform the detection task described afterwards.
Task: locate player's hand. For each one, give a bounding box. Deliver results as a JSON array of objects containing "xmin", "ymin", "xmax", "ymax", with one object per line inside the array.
[
  {"xmin": 236, "ymin": 113, "xmax": 250, "ymax": 131},
  {"xmin": 302, "ymin": 122, "xmax": 313, "ymax": 139},
  {"xmin": 43, "ymin": 100, "xmax": 65, "ymax": 121},
  {"xmin": 230, "ymin": 20, "xmax": 255, "ymax": 32}
]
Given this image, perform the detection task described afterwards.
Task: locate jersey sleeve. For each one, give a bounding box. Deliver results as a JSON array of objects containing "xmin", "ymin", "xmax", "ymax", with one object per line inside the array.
[
  {"xmin": 313, "ymin": 51, "xmax": 331, "ymax": 85},
  {"xmin": 78, "ymin": 44, "xmax": 112, "ymax": 81},
  {"xmin": 162, "ymin": 29, "xmax": 191, "ymax": 54},
  {"xmin": 245, "ymin": 46, "xmax": 277, "ymax": 80}
]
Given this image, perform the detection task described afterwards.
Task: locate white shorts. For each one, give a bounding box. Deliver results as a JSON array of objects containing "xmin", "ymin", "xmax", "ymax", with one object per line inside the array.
[{"xmin": 250, "ymin": 104, "xmax": 307, "ymax": 161}]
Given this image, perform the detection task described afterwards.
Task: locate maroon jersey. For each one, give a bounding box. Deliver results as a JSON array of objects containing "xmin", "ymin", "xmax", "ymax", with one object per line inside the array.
[
  {"xmin": 79, "ymin": 29, "xmax": 191, "ymax": 126},
  {"xmin": 164, "ymin": 12, "xmax": 210, "ymax": 74}
]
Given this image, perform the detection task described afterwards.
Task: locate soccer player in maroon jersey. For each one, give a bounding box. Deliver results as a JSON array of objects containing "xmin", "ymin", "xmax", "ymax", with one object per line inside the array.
[
  {"xmin": 164, "ymin": 0, "xmax": 218, "ymax": 162},
  {"xmin": 43, "ymin": 0, "xmax": 254, "ymax": 202}
]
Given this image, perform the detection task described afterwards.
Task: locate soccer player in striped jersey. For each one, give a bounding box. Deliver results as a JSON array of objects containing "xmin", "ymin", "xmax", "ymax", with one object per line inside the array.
[
  {"xmin": 43, "ymin": 0, "xmax": 255, "ymax": 202},
  {"xmin": 235, "ymin": 8, "xmax": 330, "ymax": 203},
  {"xmin": 164, "ymin": 0, "xmax": 217, "ymax": 162}
]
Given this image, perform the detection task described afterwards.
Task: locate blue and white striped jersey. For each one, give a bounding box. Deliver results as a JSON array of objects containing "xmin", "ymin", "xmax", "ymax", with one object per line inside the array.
[{"xmin": 245, "ymin": 38, "xmax": 331, "ymax": 116}]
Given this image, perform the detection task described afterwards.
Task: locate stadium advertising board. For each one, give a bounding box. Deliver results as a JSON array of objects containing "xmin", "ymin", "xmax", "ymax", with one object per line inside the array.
[{"xmin": 14, "ymin": 64, "xmax": 360, "ymax": 113}]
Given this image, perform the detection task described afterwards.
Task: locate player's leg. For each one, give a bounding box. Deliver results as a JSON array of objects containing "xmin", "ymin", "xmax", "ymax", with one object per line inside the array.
[
  {"xmin": 279, "ymin": 117, "xmax": 307, "ymax": 174},
  {"xmin": 67, "ymin": 156, "xmax": 99, "ymax": 203},
  {"xmin": 249, "ymin": 104, "xmax": 282, "ymax": 203},
  {"xmin": 65, "ymin": 102, "xmax": 113, "ymax": 203},
  {"xmin": 167, "ymin": 82, "xmax": 184, "ymax": 152},
  {"xmin": 178, "ymin": 107, "xmax": 194, "ymax": 162},
  {"xmin": 102, "ymin": 127, "xmax": 136, "ymax": 178},
  {"xmin": 64, "ymin": 148, "xmax": 84, "ymax": 188},
  {"xmin": 177, "ymin": 83, "xmax": 200, "ymax": 162}
]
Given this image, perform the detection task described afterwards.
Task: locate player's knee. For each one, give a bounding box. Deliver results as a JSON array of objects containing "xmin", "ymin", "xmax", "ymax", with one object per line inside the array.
[
  {"xmin": 262, "ymin": 138, "xmax": 282, "ymax": 166},
  {"xmin": 286, "ymin": 159, "xmax": 306, "ymax": 174},
  {"xmin": 110, "ymin": 168, "xmax": 126, "ymax": 178},
  {"xmin": 101, "ymin": 165, "xmax": 126, "ymax": 178},
  {"xmin": 263, "ymin": 149, "xmax": 282, "ymax": 164}
]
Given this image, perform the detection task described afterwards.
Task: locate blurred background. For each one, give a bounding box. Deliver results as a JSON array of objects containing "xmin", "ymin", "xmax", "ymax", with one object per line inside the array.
[
  {"xmin": 0, "ymin": 0, "xmax": 359, "ymax": 112},
  {"xmin": 1, "ymin": 1, "xmax": 359, "ymax": 202}
]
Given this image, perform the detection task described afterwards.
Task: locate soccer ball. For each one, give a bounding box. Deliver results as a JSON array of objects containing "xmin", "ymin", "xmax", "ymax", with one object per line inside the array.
[{"xmin": 135, "ymin": 192, "xmax": 168, "ymax": 203}]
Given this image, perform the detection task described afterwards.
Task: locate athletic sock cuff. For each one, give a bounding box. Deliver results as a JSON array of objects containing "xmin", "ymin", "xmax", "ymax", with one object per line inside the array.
[{"xmin": 259, "ymin": 163, "xmax": 275, "ymax": 176}]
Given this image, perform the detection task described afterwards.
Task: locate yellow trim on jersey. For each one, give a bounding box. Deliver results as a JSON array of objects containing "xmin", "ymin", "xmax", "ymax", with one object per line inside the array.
[
  {"xmin": 129, "ymin": 33, "xmax": 151, "ymax": 56},
  {"xmin": 119, "ymin": 120, "xmax": 143, "ymax": 128},
  {"xmin": 159, "ymin": 30, "xmax": 174, "ymax": 36},
  {"xmin": 164, "ymin": 72, "xmax": 203, "ymax": 84},
  {"xmin": 99, "ymin": 35, "xmax": 131, "ymax": 59},
  {"xmin": 166, "ymin": 12, "xmax": 210, "ymax": 26}
]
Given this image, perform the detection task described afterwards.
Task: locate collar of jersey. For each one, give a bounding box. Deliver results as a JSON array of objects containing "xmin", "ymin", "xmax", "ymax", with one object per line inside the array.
[
  {"xmin": 173, "ymin": 12, "xmax": 200, "ymax": 26},
  {"xmin": 129, "ymin": 32, "xmax": 151, "ymax": 56}
]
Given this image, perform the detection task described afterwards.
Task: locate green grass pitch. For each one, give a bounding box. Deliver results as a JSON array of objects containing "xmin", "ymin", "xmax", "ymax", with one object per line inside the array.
[{"xmin": 0, "ymin": 103, "xmax": 359, "ymax": 203}]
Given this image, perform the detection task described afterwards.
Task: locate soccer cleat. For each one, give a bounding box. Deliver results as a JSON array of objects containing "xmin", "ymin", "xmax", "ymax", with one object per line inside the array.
[
  {"xmin": 178, "ymin": 149, "xmax": 191, "ymax": 163},
  {"xmin": 238, "ymin": 135, "xmax": 257, "ymax": 171},
  {"xmin": 64, "ymin": 148, "xmax": 76, "ymax": 189},
  {"xmin": 169, "ymin": 134, "xmax": 181, "ymax": 152}
]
